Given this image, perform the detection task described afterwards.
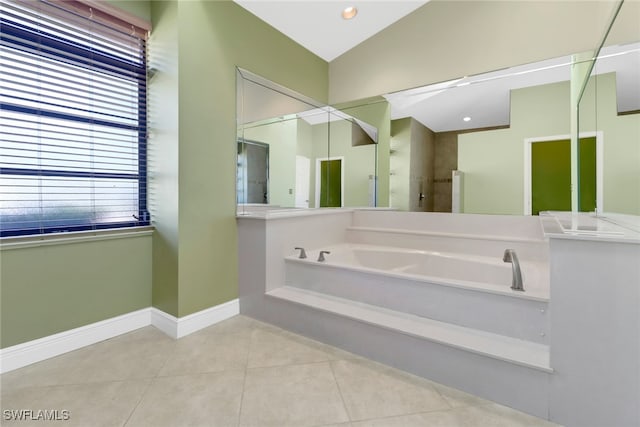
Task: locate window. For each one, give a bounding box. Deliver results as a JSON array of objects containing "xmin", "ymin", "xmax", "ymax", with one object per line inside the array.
[{"xmin": 0, "ymin": 0, "xmax": 148, "ymax": 237}]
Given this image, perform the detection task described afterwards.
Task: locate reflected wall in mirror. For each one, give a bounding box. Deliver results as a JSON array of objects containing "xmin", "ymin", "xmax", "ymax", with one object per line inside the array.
[
  {"xmin": 383, "ymin": 56, "xmax": 577, "ymax": 215},
  {"xmin": 376, "ymin": 40, "xmax": 636, "ymax": 215},
  {"xmin": 577, "ymin": 7, "xmax": 639, "ymax": 215},
  {"xmin": 236, "ymin": 68, "xmax": 380, "ymax": 215}
]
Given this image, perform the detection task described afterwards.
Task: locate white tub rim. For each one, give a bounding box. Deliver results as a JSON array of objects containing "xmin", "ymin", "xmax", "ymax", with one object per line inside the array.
[{"xmin": 285, "ymin": 243, "xmax": 549, "ymax": 302}]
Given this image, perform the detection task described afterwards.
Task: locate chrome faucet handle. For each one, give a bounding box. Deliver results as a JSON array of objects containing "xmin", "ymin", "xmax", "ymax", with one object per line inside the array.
[
  {"xmin": 318, "ymin": 251, "xmax": 331, "ymax": 262},
  {"xmin": 294, "ymin": 247, "xmax": 307, "ymax": 259}
]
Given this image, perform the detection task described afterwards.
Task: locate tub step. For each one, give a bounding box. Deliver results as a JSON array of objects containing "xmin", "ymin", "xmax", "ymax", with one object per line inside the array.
[{"xmin": 267, "ymin": 286, "xmax": 551, "ymax": 373}]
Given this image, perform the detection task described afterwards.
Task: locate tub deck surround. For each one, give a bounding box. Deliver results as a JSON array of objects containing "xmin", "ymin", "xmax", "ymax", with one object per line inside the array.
[
  {"xmin": 540, "ymin": 211, "xmax": 640, "ymax": 427},
  {"xmin": 541, "ymin": 211, "xmax": 640, "ymax": 243},
  {"xmin": 266, "ymin": 286, "xmax": 551, "ymax": 372},
  {"xmin": 284, "ymin": 244, "xmax": 550, "ymax": 345},
  {"xmin": 237, "ymin": 208, "xmax": 554, "ymax": 419}
]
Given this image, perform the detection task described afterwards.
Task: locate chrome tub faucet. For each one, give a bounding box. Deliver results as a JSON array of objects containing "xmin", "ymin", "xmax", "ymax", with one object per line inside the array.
[
  {"xmin": 318, "ymin": 251, "xmax": 331, "ymax": 262},
  {"xmin": 294, "ymin": 247, "xmax": 307, "ymax": 259},
  {"xmin": 503, "ymin": 249, "xmax": 524, "ymax": 291}
]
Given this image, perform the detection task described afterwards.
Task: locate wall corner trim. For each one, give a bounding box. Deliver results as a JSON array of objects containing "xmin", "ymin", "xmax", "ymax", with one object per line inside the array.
[
  {"xmin": 0, "ymin": 299, "xmax": 240, "ymax": 374},
  {"xmin": 151, "ymin": 299, "xmax": 240, "ymax": 339}
]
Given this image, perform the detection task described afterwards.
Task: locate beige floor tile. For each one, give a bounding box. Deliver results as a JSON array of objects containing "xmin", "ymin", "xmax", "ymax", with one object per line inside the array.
[
  {"xmin": 1, "ymin": 327, "xmax": 172, "ymax": 391},
  {"xmin": 125, "ymin": 370, "xmax": 245, "ymax": 427},
  {"xmin": 351, "ymin": 403, "xmax": 559, "ymax": 427},
  {"xmin": 239, "ymin": 362, "xmax": 349, "ymax": 427},
  {"xmin": 350, "ymin": 404, "xmax": 559, "ymax": 427},
  {"xmin": 331, "ymin": 359, "xmax": 451, "ymax": 421},
  {"xmin": 0, "ymin": 318, "xmax": 561, "ymax": 427},
  {"xmin": 316, "ymin": 423, "xmax": 352, "ymax": 427},
  {"xmin": 247, "ymin": 328, "xmax": 330, "ymax": 368},
  {"xmin": 350, "ymin": 410, "xmax": 461, "ymax": 427},
  {"xmin": 1, "ymin": 379, "xmax": 150, "ymax": 427},
  {"xmin": 158, "ymin": 331, "xmax": 250, "ymax": 376},
  {"xmin": 198, "ymin": 315, "xmax": 260, "ymax": 336},
  {"xmin": 70, "ymin": 327, "xmax": 176, "ymax": 384},
  {"xmin": 1, "ymin": 345, "xmax": 95, "ymax": 391},
  {"xmin": 431, "ymin": 382, "xmax": 493, "ymax": 408}
]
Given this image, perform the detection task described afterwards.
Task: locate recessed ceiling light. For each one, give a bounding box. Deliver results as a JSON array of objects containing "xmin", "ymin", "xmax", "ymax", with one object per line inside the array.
[
  {"xmin": 342, "ymin": 6, "xmax": 358, "ymax": 20},
  {"xmin": 463, "ymin": 116, "xmax": 471, "ymax": 122}
]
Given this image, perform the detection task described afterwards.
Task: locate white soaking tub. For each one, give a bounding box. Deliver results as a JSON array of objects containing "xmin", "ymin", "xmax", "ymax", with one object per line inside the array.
[{"xmin": 285, "ymin": 243, "xmax": 550, "ymax": 344}]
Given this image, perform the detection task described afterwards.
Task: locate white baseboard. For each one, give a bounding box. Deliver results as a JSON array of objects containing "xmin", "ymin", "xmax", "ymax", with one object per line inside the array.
[
  {"xmin": 0, "ymin": 308, "xmax": 151, "ymax": 374},
  {"xmin": 0, "ymin": 299, "xmax": 240, "ymax": 374},
  {"xmin": 151, "ymin": 299, "xmax": 240, "ymax": 339}
]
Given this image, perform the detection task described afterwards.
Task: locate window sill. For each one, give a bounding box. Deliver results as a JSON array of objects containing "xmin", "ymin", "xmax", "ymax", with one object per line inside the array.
[{"xmin": 0, "ymin": 226, "xmax": 154, "ymax": 251}]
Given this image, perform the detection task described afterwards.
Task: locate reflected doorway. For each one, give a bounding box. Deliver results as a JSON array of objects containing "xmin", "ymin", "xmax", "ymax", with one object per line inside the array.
[
  {"xmin": 525, "ymin": 133, "xmax": 601, "ymax": 215},
  {"xmin": 237, "ymin": 140, "xmax": 269, "ymax": 204},
  {"xmin": 315, "ymin": 157, "xmax": 344, "ymax": 208},
  {"xmin": 295, "ymin": 156, "xmax": 310, "ymax": 208}
]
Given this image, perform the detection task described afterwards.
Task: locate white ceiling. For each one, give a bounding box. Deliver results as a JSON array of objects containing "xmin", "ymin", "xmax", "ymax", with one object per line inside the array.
[{"xmin": 233, "ymin": 0, "xmax": 428, "ymax": 61}]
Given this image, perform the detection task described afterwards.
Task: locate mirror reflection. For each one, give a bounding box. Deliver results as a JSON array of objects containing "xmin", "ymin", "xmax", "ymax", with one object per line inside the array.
[
  {"xmin": 237, "ymin": 22, "xmax": 638, "ymax": 217},
  {"xmin": 578, "ymin": 41, "xmax": 640, "ymax": 215},
  {"xmin": 236, "ymin": 69, "xmax": 379, "ymax": 214}
]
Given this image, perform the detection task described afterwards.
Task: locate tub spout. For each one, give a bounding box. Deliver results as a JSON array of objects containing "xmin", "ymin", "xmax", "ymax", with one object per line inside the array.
[
  {"xmin": 318, "ymin": 251, "xmax": 331, "ymax": 262},
  {"xmin": 503, "ymin": 249, "xmax": 524, "ymax": 291}
]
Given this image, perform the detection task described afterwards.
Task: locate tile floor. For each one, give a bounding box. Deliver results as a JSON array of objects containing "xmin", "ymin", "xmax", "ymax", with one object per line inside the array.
[{"xmin": 1, "ymin": 316, "xmax": 559, "ymax": 427}]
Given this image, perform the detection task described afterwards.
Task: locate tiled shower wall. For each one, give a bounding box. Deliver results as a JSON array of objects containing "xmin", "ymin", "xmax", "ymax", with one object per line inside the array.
[{"xmin": 433, "ymin": 131, "xmax": 458, "ymax": 212}]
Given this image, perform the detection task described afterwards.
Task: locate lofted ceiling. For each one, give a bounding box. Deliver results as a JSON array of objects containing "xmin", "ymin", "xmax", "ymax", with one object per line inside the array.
[
  {"xmin": 234, "ymin": 2, "xmax": 639, "ymax": 133},
  {"xmin": 233, "ymin": 0, "xmax": 427, "ymax": 62}
]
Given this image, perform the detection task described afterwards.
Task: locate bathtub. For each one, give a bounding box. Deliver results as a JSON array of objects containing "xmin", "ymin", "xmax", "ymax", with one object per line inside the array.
[
  {"xmin": 287, "ymin": 244, "xmax": 548, "ymax": 300},
  {"xmin": 284, "ymin": 243, "xmax": 550, "ymax": 343}
]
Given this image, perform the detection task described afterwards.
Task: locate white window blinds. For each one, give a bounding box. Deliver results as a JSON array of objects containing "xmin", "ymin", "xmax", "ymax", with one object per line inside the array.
[{"xmin": 0, "ymin": 0, "xmax": 148, "ymax": 236}]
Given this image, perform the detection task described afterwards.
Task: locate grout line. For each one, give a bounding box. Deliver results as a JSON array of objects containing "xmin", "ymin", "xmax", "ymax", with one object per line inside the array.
[
  {"xmin": 246, "ymin": 359, "xmax": 332, "ymax": 372},
  {"xmin": 236, "ymin": 327, "xmax": 256, "ymax": 427},
  {"xmin": 327, "ymin": 360, "xmax": 352, "ymax": 423},
  {"xmin": 0, "ymin": 375, "xmax": 159, "ymax": 393},
  {"xmin": 348, "ymin": 408, "xmax": 459, "ymax": 424},
  {"xmin": 121, "ymin": 378, "xmax": 154, "ymax": 427}
]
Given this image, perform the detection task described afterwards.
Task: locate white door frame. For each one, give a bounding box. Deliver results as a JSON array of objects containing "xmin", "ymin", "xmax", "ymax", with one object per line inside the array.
[
  {"xmin": 315, "ymin": 156, "xmax": 345, "ymax": 208},
  {"xmin": 295, "ymin": 155, "xmax": 310, "ymax": 208},
  {"xmin": 523, "ymin": 131, "xmax": 603, "ymax": 215}
]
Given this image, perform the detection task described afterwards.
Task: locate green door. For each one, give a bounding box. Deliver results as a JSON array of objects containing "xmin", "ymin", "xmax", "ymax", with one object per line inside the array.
[
  {"xmin": 578, "ymin": 137, "xmax": 597, "ymax": 212},
  {"xmin": 320, "ymin": 159, "xmax": 342, "ymax": 207},
  {"xmin": 531, "ymin": 137, "xmax": 596, "ymax": 215}
]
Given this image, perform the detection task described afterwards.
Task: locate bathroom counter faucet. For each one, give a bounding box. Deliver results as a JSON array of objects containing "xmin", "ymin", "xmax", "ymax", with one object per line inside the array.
[
  {"xmin": 503, "ymin": 249, "xmax": 524, "ymax": 291},
  {"xmin": 294, "ymin": 247, "xmax": 307, "ymax": 259}
]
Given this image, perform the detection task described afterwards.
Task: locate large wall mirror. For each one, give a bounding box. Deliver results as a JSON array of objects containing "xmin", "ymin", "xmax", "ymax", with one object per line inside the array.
[
  {"xmin": 237, "ymin": 1, "xmax": 638, "ymax": 217},
  {"xmin": 236, "ymin": 69, "xmax": 379, "ymax": 215},
  {"xmin": 577, "ymin": 1, "xmax": 639, "ymax": 216}
]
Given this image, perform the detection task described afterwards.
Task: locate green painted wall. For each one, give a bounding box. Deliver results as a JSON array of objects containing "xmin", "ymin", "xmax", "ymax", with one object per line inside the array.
[
  {"xmin": 329, "ymin": 120, "xmax": 376, "ymax": 207},
  {"xmin": 106, "ymin": 0, "xmax": 151, "ymax": 22},
  {"xmin": 458, "ymin": 73, "xmax": 639, "ymax": 215},
  {"xmin": 329, "ymin": 1, "xmax": 638, "ymax": 104},
  {"xmin": 149, "ymin": 1, "xmax": 328, "ymax": 317},
  {"xmin": 390, "ymin": 118, "xmax": 412, "ymax": 211},
  {"xmin": 148, "ymin": 0, "xmax": 179, "ymax": 317},
  {"xmin": 243, "ymin": 119, "xmax": 298, "ymax": 207},
  {"xmin": 579, "ymin": 73, "xmax": 640, "ymax": 214},
  {"xmin": 459, "ymin": 80, "xmax": 571, "ymax": 214},
  {"xmin": 336, "ymin": 101, "xmax": 391, "ymax": 207},
  {"xmin": 0, "ymin": 236, "xmax": 152, "ymax": 348}
]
